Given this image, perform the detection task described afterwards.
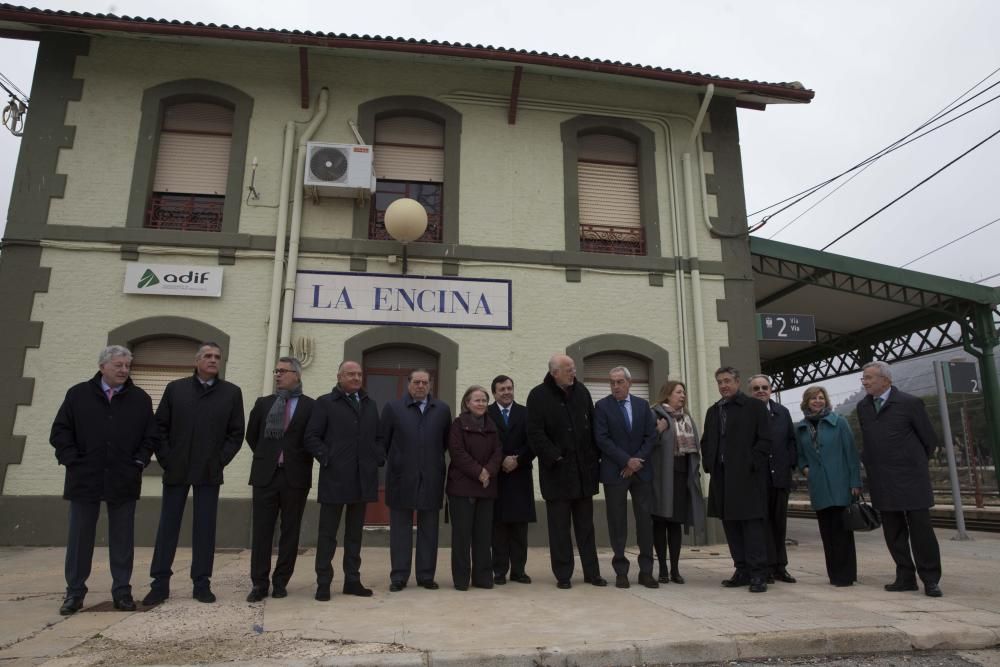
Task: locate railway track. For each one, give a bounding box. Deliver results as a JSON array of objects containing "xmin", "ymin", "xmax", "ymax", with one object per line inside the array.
[{"xmin": 787, "ymin": 506, "xmax": 1000, "ymax": 533}]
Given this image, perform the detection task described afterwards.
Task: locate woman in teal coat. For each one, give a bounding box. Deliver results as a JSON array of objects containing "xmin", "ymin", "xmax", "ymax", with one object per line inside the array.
[{"xmin": 795, "ymin": 386, "xmax": 862, "ymax": 587}]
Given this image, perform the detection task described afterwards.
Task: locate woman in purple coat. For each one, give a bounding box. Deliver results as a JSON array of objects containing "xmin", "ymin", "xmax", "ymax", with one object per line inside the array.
[{"xmin": 447, "ymin": 385, "xmax": 503, "ymax": 590}]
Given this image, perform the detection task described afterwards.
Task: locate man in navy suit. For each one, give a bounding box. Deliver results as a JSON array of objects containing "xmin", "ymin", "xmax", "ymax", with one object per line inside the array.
[{"xmin": 594, "ymin": 366, "xmax": 659, "ymax": 589}]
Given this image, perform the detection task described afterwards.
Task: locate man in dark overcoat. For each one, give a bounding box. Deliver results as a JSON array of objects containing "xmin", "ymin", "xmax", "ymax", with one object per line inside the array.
[
  {"xmin": 526, "ymin": 353, "xmax": 607, "ymax": 589},
  {"xmin": 701, "ymin": 366, "xmax": 771, "ymax": 593},
  {"xmin": 50, "ymin": 345, "xmax": 156, "ymax": 615},
  {"xmin": 748, "ymin": 374, "xmax": 798, "ymax": 584},
  {"xmin": 305, "ymin": 359, "xmax": 382, "ymax": 600},
  {"xmin": 595, "ymin": 366, "xmax": 659, "ymax": 589},
  {"xmin": 245, "ymin": 356, "xmax": 314, "ymax": 602},
  {"xmin": 487, "ymin": 374, "xmax": 535, "ymax": 585},
  {"xmin": 858, "ymin": 360, "xmax": 942, "ymax": 597},
  {"xmin": 380, "ymin": 369, "xmax": 452, "ymax": 591},
  {"xmin": 143, "ymin": 341, "xmax": 245, "ymax": 606}
]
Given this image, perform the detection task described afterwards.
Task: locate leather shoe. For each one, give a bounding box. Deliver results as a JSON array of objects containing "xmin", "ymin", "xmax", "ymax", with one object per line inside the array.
[
  {"xmin": 749, "ymin": 579, "xmax": 768, "ymax": 593},
  {"xmin": 615, "ymin": 574, "xmax": 630, "ymax": 589},
  {"xmin": 113, "ymin": 594, "xmax": 136, "ymax": 612},
  {"xmin": 314, "ymin": 585, "xmax": 331, "ymax": 601},
  {"xmin": 389, "ymin": 581, "xmax": 405, "ymax": 592},
  {"xmin": 472, "ymin": 581, "xmax": 494, "ymax": 590},
  {"xmin": 584, "ymin": 575, "xmax": 608, "ymax": 587},
  {"xmin": 774, "ymin": 569, "xmax": 797, "ymax": 583},
  {"xmin": 766, "ymin": 574, "xmax": 775, "ymax": 584},
  {"xmin": 658, "ymin": 571, "xmax": 670, "ymax": 584},
  {"xmin": 271, "ymin": 585, "xmax": 287, "ymax": 599},
  {"xmin": 141, "ymin": 590, "xmax": 168, "ymax": 607},
  {"xmin": 556, "ymin": 580, "xmax": 572, "ymax": 589},
  {"xmin": 59, "ymin": 596, "xmax": 84, "ymax": 615},
  {"xmin": 638, "ymin": 573, "xmax": 660, "ymax": 589},
  {"xmin": 417, "ymin": 580, "xmax": 439, "ymax": 590},
  {"xmin": 193, "ymin": 588, "xmax": 216, "ymax": 603},
  {"xmin": 510, "ymin": 573, "xmax": 532, "ymax": 584},
  {"xmin": 670, "ymin": 572, "xmax": 685, "ymax": 584},
  {"xmin": 925, "ymin": 583, "xmax": 943, "ymax": 598},
  {"xmin": 493, "ymin": 574, "xmax": 507, "ymax": 585},
  {"xmin": 884, "ymin": 580, "xmax": 919, "ymax": 592},
  {"xmin": 246, "ymin": 587, "xmax": 268, "ymax": 603},
  {"xmin": 721, "ymin": 574, "xmax": 750, "ymax": 588},
  {"xmin": 454, "ymin": 583, "xmax": 469, "ymax": 591},
  {"xmin": 343, "ymin": 582, "xmax": 373, "ymax": 597}
]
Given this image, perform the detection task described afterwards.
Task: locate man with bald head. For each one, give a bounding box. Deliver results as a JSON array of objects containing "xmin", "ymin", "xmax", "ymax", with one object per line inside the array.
[{"xmin": 527, "ymin": 354, "xmax": 606, "ymax": 589}]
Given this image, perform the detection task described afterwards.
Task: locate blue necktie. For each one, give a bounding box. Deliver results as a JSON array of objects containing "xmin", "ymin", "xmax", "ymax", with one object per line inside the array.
[
  {"xmin": 501, "ymin": 407, "xmax": 510, "ymax": 425},
  {"xmin": 620, "ymin": 400, "xmax": 631, "ymax": 431}
]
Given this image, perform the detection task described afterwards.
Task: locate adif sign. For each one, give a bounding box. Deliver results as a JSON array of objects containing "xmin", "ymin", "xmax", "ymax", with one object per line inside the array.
[
  {"xmin": 294, "ymin": 271, "xmax": 512, "ymax": 330},
  {"xmin": 123, "ymin": 262, "xmax": 223, "ymax": 297}
]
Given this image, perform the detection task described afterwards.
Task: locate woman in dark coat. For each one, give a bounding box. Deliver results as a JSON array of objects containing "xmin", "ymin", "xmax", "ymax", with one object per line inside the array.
[
  {"xmin": 447, "ymin": 385, "xmax": 502, "ymax": 590},
  {"xmin": 795, "ymin": 386, "xmax": 861, "ymax": 587},
  {"xmin": 650, "ymin": 380, "xmax": 706, "ymax": 584}
]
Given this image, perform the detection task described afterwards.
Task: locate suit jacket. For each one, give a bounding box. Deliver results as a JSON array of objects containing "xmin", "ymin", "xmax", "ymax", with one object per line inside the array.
[
  {"xmin": 594, "ymin": 393, "xmax": 657, "ymax": 485},
  {"xmin": 305, "ymin": 386, "xmax": 382, "ymax": 505},
  {"xmin": 487, "ymin": 401, "xmax": 536, "ymax": 523},
  {"xmin": 765, "ymin": 399, "xmax": 798, "ymax": 489},
  {"xmin": 701, "ymin": 391, "xmax": 771, "ymax": 521},
  {"xmin": 381, "ymin": 393, "xmax": 452, "ymax": 511},
  {"xmin": 246, "ymin": 394, "xmax": 315, "ymax": 489},
  {"xmin": 857, "ymin": 386, "xmax": 938, "ymax": 511}
]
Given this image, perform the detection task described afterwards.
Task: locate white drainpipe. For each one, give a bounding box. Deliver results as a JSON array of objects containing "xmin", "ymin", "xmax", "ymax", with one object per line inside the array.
[
  {"xmin": 278, "ymin": 88, "xmax": 330, "ymax": 358},
  {"xmin": 262, "ymin": 121, "xmax": 297, "ymax": 395},
  {"xmin": 682, "ymin": 83, "xmax": 714, "ymax": 419}
]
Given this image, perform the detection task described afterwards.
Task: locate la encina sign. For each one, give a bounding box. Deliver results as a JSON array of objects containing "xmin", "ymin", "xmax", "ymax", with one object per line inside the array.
[
  {"xmin": 123, "ymin": 262, "xmax": 223, "ymax": 297},
  {"xmin": 294, "ymin": 271, "xmax": 512, "ymax": 330}
]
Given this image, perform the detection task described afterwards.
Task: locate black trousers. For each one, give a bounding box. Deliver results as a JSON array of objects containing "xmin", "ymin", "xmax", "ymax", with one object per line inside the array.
[
  {"xmin": 880, "ymin": 509, "xmax": 942, "ymax": 585},
  {"xmin": 315, "ymin": 501, "xmax": 366, "ymax": 586},
  {"xmin": 389, "ymin": 507, "xmax": 439, "ymax": 585},
  {"xmin": 250, "ymin": 468, "xmax": 309, "ymax": 589},
  {"xmin": 722, "ymin": 517, "xmax": 768, "ymax": 581},
  {"xmin": 604, "ymin": 477, "xmax": 654, "ymax": 577},
  {"xmin": 149, "ymin": 483, "xmax": 219, "ymax": 593},
  {"xmin": 65, "ymin": 499, "xmax": 136, "ymax": 599},
  {"xmin": 449, "ymin": 495, "xmax": 494, "ymax": 588},
  {"xmin": 764, "ymin": 484, "xmax": 791, "ymax": 572},
  {"xmin": 652, "ymin": 515, "xmax": 683, "ymax": 573},
  {"xmin": 493, "ymin": 521, "xmax": 529, "ymax": 578},
  {"xmin": 816, "ymin": 506, "xmax": 857, "ymax": 585},
  {"xmin": 544, "ymin": 497, "xmax": 601, "ymax": 583}
]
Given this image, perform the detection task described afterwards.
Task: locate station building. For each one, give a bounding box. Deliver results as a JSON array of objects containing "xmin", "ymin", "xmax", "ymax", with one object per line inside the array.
[{"xmin": 0, "ymin": 5, "xmax": 816, "ymax": 544}]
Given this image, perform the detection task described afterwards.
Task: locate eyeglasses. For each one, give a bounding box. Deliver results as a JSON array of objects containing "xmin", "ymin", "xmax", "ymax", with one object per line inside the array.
[
  {"xmin": 273, "ymin": 369, "xmax": 297, "ymax": 375},
  {"xmin": 750, "ymin": 385, "xmax": 770, "ymax": 391}
]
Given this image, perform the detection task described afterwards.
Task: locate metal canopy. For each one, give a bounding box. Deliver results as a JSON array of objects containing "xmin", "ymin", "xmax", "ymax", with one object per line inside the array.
[{"xmin": 750, "ymin": 237, "xmax": 1000, "ymax": 391}]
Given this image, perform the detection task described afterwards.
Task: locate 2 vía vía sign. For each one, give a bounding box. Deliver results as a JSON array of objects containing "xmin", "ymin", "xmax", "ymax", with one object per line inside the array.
[
  {"xmin": 123, "ymin": 263, "xmax": 223, "ymax": 297},
  {"xmin": 757, "ymin": 313, "xmax": 816, "ymax": 342},
  {"xmin": 294, "ymin": 271, "xmax": 512, "ymax": 330}
]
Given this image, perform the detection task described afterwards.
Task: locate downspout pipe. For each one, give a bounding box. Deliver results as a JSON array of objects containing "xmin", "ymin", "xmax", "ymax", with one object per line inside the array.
[
  {"xmin": 262, "ymin": 121, "xmax": 297, "ymax": 395},
  {"xmin": 682, "ymin": 83, "xmax": 714, "ymax": 419},
  {"xmin": 279, "ymin": 88, "xmax": 330, "ymax": 358}
]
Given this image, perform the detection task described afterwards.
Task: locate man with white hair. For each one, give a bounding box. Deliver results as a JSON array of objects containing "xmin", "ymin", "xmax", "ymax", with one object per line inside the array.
[
  {"xmin": 858, "ymin": 360, "xmax": 942, "ymax": 597},
  {"xmin": 50, "ymin": 345, "xmax": 156, "ymax": 615}
]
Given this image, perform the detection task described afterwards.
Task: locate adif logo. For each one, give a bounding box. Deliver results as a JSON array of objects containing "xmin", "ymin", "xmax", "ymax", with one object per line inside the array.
[{"xmin": 138, "ymin": 269, "xmax": 160, "ymax": 288}]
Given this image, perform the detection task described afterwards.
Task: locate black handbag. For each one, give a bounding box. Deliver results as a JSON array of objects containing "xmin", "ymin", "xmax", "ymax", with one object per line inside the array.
[{"xmin": 843, "ymin": 494, "xmax": 881, "ymax": 532}]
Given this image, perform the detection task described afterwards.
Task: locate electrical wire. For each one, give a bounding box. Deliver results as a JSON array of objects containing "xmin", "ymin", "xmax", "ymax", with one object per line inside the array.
[
  {"xmin": 820, "ymin": 127, "xmax": 1000, "ymax": 251},
  {"xmin": 0, "ymin": 71, "xmax": 29, "ymax": 105},
  {"xmin": 901, "ymin": 216, "xmax": 1000, "ymax": 268},
  {"xmin": 747, "ymin": 67, "xmax": 1000, "ymax": 233}
]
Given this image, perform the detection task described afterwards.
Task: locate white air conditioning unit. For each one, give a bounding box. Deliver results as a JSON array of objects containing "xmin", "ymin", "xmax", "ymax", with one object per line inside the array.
[{"xmin": 303, "ymin": 142, "xmax": 375, "ymax": 198}]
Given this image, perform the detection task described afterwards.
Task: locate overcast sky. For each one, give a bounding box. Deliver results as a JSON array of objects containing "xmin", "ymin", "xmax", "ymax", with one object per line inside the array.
[{"xmin": 1, "ymin": 0, "xmax": 998, "ymax": 285}]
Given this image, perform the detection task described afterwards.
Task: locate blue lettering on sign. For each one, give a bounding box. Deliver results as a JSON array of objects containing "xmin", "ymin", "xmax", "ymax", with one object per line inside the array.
[
  {"xmin": 312, "ymin": 284, "xmax": 329, "ymax": 308},
  {"xmin": 418, "ymin": 290, "xmax": 436, "ymax": 312},
  {"xmin": 450, "ymin": 291, "xmax": 470, "ymax": 314},
  {"xmin": 474, "ymin": 294, "xmax": 492, "ymax": 315},
  {"xmin": 373, "ymin": 287, "xmax": 391, "ymax": 310},
  {"xmin": 311, "ymin": 285, "xmax": 353, "ymax": 309},
  {"xmin": 397, "ymin": 289, "xmax": 416, "ymax": 311},
  {"xmin": 333, "ymin": 288, "xmax": 353, "ymax": 310}
]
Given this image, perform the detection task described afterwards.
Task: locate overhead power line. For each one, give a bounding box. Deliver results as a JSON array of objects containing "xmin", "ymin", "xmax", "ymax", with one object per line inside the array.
[
  {"xmin": 901, "ymin": 216, "xmax": 1000, "ymax": 268},
  {"xmin": 820, "ymin": 127, "xmax": 1000, "ymax": 251}
]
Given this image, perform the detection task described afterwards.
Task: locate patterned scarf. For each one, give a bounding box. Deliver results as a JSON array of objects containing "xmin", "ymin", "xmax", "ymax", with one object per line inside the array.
[
  {"xmin": 666, "ymin": 406, "xmax": 698, "ymax": 455},
  {"xmin": 264, "ymin": 383, "xmax": 303, "ymax": 439},
  {"xmin": 804, "ymin": 407, "xmax": 832, "ymax": 454}
]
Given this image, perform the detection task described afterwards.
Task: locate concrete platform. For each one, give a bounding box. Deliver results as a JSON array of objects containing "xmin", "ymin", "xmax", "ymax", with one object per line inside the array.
[{"xmin": 0, "ymin": 518, "xmax": 997, "ymax": 666}]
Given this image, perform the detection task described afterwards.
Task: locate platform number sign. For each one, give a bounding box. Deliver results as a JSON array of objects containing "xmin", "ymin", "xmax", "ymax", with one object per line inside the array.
[
  {"xmin": 943, "ymin": 361, "xmax": 980, "ymax": 394},
  {"xmin": 756, "ymin": 313, "xmax": 816, "ymax": 342}
]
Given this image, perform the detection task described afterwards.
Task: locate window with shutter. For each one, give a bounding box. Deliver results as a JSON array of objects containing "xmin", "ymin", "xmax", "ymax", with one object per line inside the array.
[
  {"xmin": 130, "ymin": 338, "xmax": 200, "ymax": 410},
  {"xmin": 578, "ymin": 133, "xmax": 645, "ymax": 255},
  {"xmin": 582, "ymin": 352, "xmax": 650, "ymax": 403},
  {"xmin": 369, "ymin": 115, "xmax": 444, "ymax": 242},
  {"xmin": 145, "ymin": 101, "xmax": 234, "ymax": 232}
]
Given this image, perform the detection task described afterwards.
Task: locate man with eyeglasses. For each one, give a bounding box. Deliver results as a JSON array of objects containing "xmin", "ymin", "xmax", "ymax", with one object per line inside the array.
[
  {"xmin": 748, "ymin": 374, "xmax": 798, "ymax": 585},
  {"xmin": 50, "ymin": 345, "xmax": 156, "ymax": 615},
  {"xmin": 305, "ymin": 360, "xmax": 383, "ymax": 601},
  {"xmin": 244, "ymin": 357, "xmax": 315, "ymax": 602},
  {"xmin": 143, "ymin": 341, "xmax": 245, "ymax": 606}
]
